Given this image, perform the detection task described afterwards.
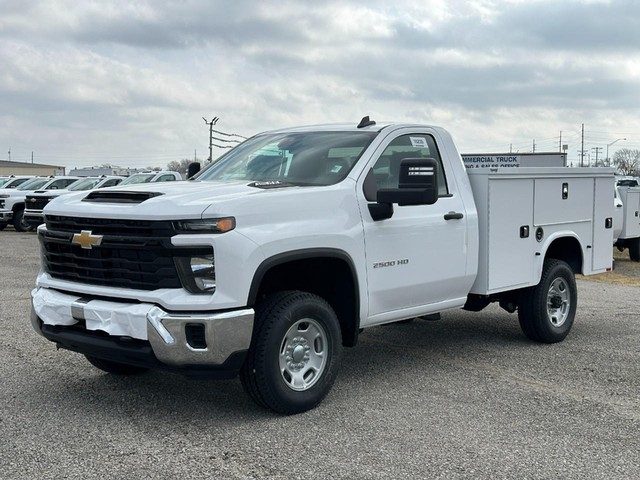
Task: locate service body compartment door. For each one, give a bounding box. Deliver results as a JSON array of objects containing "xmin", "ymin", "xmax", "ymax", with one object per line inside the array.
[
  {"xmin": 592, "ymin": 176, "xmax": 615, "ymax": 272},
  {"xmin": 486, "ymin": 178, "xmax": 535, "ymax": 291}
]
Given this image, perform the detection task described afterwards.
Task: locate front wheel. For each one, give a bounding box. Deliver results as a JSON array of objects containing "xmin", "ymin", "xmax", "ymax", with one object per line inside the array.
[
  {"xmin": 240, "ymin": 291, "xmax": 343, "ymax": 414},
  {"xmin": 0, "ymin": 222, "xmax": 6, "ymax": 231},
  {"xmin": 518, "ymin": 259, "xmax": 577, "ymax": 343},
  {"xmin": 12, "ymin": 209, "xmax": 34, "ymax": 232}
]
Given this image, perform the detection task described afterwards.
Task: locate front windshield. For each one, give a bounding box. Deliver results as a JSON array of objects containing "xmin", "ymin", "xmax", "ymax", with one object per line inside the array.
[
  {"xmin": 18, "ymin": 178, "xmax": 49, "ymax": 190},
  {"xmin": 0, "ymin": 178, "xmax": 11, "ymax": 188},
  {"xmin": 196, "ymin": 131, "xmax": 377, "ymax": 186},
  {"xmin": 120, "ymin": 174, "xmax": 156, "ymax": 185},
  {"xmin": 68, "ymin": 178, "xmax": 101, "ymax": 191}
]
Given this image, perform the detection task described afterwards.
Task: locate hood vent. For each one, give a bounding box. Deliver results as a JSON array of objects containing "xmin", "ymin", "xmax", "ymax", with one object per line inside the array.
[{"xmin": 82, "ymin": 190, "xmax": 163, "ymax": 204}]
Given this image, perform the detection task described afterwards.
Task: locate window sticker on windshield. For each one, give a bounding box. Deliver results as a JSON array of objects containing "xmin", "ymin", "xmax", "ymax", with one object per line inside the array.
[{"xmin": 410, "ymin": 137, "xmax": 428, "ymax": 148}]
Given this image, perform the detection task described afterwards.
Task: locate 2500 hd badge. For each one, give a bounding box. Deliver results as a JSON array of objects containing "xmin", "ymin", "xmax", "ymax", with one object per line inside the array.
[{"xmin": 373, "ymin": 258, "xmax": 409, "ymax": 269}]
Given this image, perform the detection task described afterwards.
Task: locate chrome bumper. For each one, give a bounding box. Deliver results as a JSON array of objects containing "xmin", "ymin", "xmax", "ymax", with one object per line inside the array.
[
  {"xmin": 146, "ymin": 306, "xmax": 254, "ymax": 366},
  {"xmin": 31, "ymin": 287, "xmax": 254, "ymax": 368}
]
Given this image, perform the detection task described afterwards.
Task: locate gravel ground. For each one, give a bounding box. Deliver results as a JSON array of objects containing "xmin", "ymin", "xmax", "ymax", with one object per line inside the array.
[{"xmin": 1, "ymin": 230, "xmax": 639, "ymax": 479}]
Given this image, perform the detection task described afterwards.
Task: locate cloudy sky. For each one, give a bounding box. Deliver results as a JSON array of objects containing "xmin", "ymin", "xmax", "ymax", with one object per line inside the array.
[{"xmin": 1, "ymin": 0, "xmax": 639, "ymax": 170}]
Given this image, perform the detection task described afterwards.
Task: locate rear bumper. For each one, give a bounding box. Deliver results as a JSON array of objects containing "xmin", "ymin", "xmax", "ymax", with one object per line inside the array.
[{"xmin": 31, "ymin": 287, "xmax": 254, "ymax": 377}]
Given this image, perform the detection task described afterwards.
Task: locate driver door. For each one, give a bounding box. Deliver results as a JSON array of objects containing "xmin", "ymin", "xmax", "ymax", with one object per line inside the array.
[{"xmin": 358, "ymin": 130, "xmax": 470, "ymax": 324}]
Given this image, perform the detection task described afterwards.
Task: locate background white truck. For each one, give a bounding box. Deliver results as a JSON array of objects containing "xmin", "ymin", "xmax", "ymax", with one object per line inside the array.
[
  {"xmin": 24, "ymin": 175, "xmax": 125, "ymax": 229},
  {"xmin": 613, "ymin": 183, "xmax": 640, "ymax": 261},
  {"xmin": 0, "ymin": 176, "xmax": 81, "ymax": 232},
  {"xmin": 31, "ymin": 118, "xmax": 614, "ymax": 414}
]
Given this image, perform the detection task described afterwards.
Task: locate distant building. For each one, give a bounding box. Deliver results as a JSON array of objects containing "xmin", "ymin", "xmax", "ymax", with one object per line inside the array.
[
  {"xmin": 67, "ymin": 167, "xmax": 150, "ymax": 177},
  {"xmin": 0, "ymin": 160, "xmax": 65, "ymax": 176}
]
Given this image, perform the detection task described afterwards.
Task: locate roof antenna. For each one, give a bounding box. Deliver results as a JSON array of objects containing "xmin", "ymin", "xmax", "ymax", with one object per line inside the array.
[{"xmin": 357, "ymin": 116, "xmax": 376, "ymax": 128}]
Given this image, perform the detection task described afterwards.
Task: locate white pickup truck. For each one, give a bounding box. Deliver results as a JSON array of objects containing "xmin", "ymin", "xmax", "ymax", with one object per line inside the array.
[
  {"xmin": 613, "ymin": 182, "xmax": 640, "ymax": 261},
  {"xmin": 31, "ymin": 118, "xmax": 614, "ymax": 414}
]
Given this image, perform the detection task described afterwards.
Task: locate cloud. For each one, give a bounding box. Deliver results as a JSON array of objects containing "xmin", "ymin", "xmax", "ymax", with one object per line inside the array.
[{"xmin": 0, "ymin": 0, "xmax": 639, "ymax": 167}]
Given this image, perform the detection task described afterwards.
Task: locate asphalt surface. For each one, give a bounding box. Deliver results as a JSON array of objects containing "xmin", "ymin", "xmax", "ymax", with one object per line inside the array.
[{"xmin": 1, "ymin": 230, "xmax": 639, "ymax": 479}]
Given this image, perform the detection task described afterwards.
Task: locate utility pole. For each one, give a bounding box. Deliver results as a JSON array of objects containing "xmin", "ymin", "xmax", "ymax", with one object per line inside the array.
[
  {"xmin": 202, "ymin": 116, "xmax": 219, "ymax": 163},
  {"xmin": 581, "ymin": 123, "xmax": 585, "ymax": 167},
  {"xmin": 559, "ymin": 131, "xmax": 562, "ymax": 152},
  {"xmin": 591, "ymin": 147, "xmax": 603, "ymax": 167},
  {"xmin": 532, "ymin": 139, "xmax": 536, "ymax": 153}
]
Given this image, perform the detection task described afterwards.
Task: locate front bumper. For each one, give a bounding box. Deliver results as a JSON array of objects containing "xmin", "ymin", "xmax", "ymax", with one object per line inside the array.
[
  {"xmin": 31, "ymin": 287, "xmax": 254, "ymax": 377},
  {"xmin": 0, "ymin": 210, "xmax": 13, "ymax": 221},
  {"xmin": 24, "ymin": 210, "xmax": 44, "ymax": 227}
]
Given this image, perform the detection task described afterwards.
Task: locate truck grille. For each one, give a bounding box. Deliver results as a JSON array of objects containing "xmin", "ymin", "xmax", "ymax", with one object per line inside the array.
[
  {"xmin": 39, "ymin": 216, "xmax": 209, "ymax": 291},
  {"xmin": 27, "ymin": 196, "xmax": 49, "ymax": 211},
  {"xmin": 45, "ymin": 215, "xmax": 175, "ymax": 237}
]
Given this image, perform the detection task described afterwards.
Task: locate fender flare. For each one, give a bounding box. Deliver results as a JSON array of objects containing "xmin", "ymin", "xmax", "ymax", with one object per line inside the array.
[{"xmin": 247, "ymin": 247, "xmax": 360, "ymax": 309}]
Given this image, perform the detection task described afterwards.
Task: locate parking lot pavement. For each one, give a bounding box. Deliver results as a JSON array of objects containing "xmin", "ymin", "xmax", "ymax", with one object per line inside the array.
[{"xmin": 1, "ymin": 230, "xmax": 639, "ymax": 479}]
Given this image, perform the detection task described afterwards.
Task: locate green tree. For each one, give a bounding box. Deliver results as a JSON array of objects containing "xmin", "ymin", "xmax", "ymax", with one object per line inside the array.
[{"xmin": 613, "ymin": 149, "xmax": 640, "ymax": 176}]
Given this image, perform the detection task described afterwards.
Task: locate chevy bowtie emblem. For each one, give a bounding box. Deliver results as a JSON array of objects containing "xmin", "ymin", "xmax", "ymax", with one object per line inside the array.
[{"xmin": 71, "ymin": 230, "xmax": 103, "ymax": 250}]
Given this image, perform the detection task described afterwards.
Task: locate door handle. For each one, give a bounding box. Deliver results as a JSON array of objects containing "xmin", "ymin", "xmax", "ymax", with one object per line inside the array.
[{"xmin": 444, "ymin": 211, "xmax": 464, "ymax": 220}]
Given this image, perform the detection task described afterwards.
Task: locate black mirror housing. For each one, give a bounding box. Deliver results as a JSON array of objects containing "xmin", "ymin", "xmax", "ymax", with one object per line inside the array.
[
  {"xmin": 376, "ymin": 158, "xmax": 439, "ymax": 206},
  {"xmin": 187, "ymin": 162, "xmax": 201, "ymax": 179}
]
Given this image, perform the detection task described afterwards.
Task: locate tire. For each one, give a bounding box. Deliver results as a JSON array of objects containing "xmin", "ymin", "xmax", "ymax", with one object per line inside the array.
[
  {"xmin": 0, "ymin": 222, "xmax": 6, "ymax": 231},
  {"xmin": 240, "ymin": 291, "xmax": 343, "ymax": 414},
  {"xmin": 629, "ymin": 238, "xmax": 640, "ymax": 262},
  {"xmin": 85, "ymin": 355, "xmax": 149, "ymax": 375},
  {"xmin": 12, "ymin": 209, "xmax": 34, "ymax": 232},
  {"xmin": 518, "ymin": 259, "xmax": 577, "ymax": 343}
]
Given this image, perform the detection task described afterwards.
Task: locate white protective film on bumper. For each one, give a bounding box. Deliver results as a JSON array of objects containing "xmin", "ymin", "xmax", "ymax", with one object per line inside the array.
[{"xmin": 32, "ymin": 288, "xmax": 150, "ymax": 340}]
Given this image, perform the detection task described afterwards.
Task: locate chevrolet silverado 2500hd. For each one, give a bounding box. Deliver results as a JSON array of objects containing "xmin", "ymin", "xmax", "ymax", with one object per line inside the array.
[{"xmin": 31, "ymin": 118, "xmax": 615, "ymax": 414}]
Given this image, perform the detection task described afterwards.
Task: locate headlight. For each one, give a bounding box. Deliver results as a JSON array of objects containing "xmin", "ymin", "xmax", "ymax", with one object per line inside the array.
[
  {"xmin": 173, "ymin": 217, "xmax": 235, "ymax": 233},
  {"xmin": 0, "ymin": 194, "xmax": 10, "ymax": 199},
  {"xmin": 175, "ymin": 253, "xmax": 216, "ymax": 294}
]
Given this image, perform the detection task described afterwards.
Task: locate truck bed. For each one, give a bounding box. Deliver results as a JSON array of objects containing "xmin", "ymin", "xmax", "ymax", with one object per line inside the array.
[{"xmin": 466, "ymin": 167, "xmax": 614, "ymax": 295}]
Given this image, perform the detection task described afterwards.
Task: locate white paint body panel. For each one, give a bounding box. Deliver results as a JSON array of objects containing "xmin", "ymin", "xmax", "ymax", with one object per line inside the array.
[
  {"xmin": 36, "ymin": 123, "xmax": 614, "ymax": 332},
  {"xmin": 467, "ymin": 167, "xmax": 614, "ymax": 295},
  {"xmin": 616, "ymin": 186, "xmax": 640, "ymax": 239}
]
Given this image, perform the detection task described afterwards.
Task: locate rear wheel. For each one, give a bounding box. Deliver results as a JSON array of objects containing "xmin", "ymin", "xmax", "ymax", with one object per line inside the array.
[
  {"xmin": 85, "ymin": 355, "xmax": 149, "ymax": 375},
  {"xmin": 518, "ymin": 259, "xmax": 577, "ymax": 343},
  {"xmin": 629, "ymin": 238, "xmax": 640, "ymax": 262},
  {"xmin": 12, "ymin": 209, "xmax": 34, "ymax": 232},
  {"xmin": 240, "ymin": 291, "xmax": 343, "ymax": 414}
]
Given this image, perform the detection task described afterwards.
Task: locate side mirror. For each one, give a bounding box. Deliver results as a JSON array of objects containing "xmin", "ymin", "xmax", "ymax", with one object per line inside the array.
[
  {"xmin": 377, "ymin": 158, "xmax": 439, "ymax": 206},
  {"xmin": 187, "ymin": 162, "xmax": 201, "ymax": 179}
]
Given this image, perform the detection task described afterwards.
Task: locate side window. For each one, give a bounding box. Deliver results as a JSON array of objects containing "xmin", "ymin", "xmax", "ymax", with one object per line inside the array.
[
  {"xmin": 100, "ymin": 179, "xmax": 121, "ymax": 187},
  {"xmin": 47, "ymin": 179, "xmax": 76, "ymax": 189},
  {"xmin": 371, "ymin": 134, "xmax": 448, "ymax": 196},
  {"xmin": 156, "ymin": 175, "xmax": 176, "ymax": 182}
]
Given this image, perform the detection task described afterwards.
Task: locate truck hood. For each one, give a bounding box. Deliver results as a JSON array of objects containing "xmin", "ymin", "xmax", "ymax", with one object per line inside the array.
[{"xmin": 44, "ymin": 180, "xmax": 306, "ymax": 220}]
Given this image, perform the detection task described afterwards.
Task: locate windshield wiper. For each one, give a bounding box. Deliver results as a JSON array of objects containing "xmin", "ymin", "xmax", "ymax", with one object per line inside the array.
[{"xmin": 247, "ymin": 180, "xmax": 317, "ymax": 189}]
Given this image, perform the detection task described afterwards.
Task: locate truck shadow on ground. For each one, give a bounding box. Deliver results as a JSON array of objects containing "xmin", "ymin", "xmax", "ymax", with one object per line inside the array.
[{"xmin": 25, "ymin": 307, "xmax": 555, "ymax": 424}]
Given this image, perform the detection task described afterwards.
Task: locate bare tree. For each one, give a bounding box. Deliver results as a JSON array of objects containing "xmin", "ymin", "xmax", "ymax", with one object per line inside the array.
[
  {"xmin": 613, "ymin": 149, "xmax": 640, "ymax": 176},
  {"xmin": 167, "ymin": 158, "xmax": 199, "ymax": 177}
]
